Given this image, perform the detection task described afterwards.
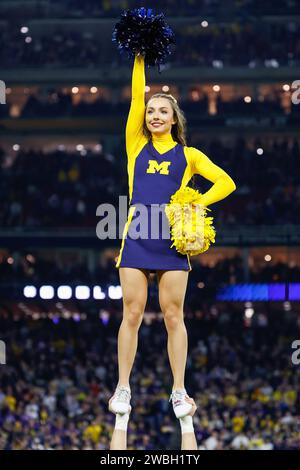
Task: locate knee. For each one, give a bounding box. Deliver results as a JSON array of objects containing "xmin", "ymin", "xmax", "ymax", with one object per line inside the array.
[
  {"xmin": 163, "ymin": 305, "xmax": 184, "ymax": 330},
  {"xmin": 124, "ymin": 302, "xmax": 144, "ymax": 328}
]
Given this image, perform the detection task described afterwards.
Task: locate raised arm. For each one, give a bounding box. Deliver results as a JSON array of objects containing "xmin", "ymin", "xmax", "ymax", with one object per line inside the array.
[
  {"xmin": 125, "ymin": 54, "xmax": 147, "ymax": 158},
  {"xmin": 189, "ymin": 147, "xmax": 236, "ymax": 206}
]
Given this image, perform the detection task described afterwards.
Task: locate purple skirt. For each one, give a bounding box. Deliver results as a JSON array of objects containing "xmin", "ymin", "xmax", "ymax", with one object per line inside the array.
[{"xmin": 115, "ymin": 204, "xmax": 191, "ymax": 273}]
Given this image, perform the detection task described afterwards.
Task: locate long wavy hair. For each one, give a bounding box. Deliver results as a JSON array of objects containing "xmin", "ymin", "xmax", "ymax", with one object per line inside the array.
[
  {"xmin": 143, "ymin": 93, "xmax": 196, "ymax": 188},
  {"xmin": 143, "ymin": 93, "xmax": 187, "ymax": 145}
]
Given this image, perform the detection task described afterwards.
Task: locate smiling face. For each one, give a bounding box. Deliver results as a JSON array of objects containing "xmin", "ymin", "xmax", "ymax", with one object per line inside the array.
[{"xmin": 145, "ymin": 97, "xmax": 176, "ymax": 135}]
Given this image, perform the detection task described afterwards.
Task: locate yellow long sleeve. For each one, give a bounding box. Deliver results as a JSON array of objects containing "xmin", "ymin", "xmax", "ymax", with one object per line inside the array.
[
  {"xmin": 124, "ymin": 56, "xmax": 236, "ymax": 207},
  {"xmin": 125, "ymin": 55, "xmax": 148, "ymax": 160},
  {"xmin": 186, "ymin": 147, "xmax": 236, "ymax": 206},
  {"xmin": 125, "ymin": 55, "xmax": 148, "ymax": 204}
]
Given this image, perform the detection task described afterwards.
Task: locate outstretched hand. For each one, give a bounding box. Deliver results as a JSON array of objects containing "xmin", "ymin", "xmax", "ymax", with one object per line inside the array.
[{"xmin": 185, "ymin": 396, "xmax": 197, "ymax": 417}]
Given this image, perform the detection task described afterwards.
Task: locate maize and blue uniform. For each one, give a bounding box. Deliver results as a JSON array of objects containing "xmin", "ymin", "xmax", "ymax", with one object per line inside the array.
[{"xmin": 115, "ymin": 56, "xmax": 236, "ymax": 273}]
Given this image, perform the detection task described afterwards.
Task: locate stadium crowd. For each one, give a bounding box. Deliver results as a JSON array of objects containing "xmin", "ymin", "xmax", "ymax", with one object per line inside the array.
[
  {"xmin": 1, "ymin": 0, "xmax": 299, "ymax": 19},
  {"xmin": 0, "ymin": 136, "xmax": 299, "ymax": 228},
  {"xmin": 0, "ymin": 304, "xmax": 299, "ymax": 449},
  {"xmin": 0, "ymin": 250, "xmax": 299, "ymax": 286},
  {"xmin": 0, "ymin": 20, "xmax": 299, "ymax": 69},
  {"xmin": 2, "ymin": 89, "xmax": 290, "ymax": 119}
]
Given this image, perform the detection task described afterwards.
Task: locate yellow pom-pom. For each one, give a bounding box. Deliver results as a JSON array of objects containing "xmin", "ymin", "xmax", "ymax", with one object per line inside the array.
[{"xmin": 164, "ymin": 186, "xmax": 216, "ymax": 256}]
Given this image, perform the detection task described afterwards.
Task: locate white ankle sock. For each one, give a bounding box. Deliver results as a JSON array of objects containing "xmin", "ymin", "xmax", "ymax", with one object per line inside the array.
[
  {"xmin": 115, "ymin": 412, "xmax": 130, "ymax": 431},
  {"xmin": 179, "ymin": 415, "xmax": 194, "ymax": 434}
]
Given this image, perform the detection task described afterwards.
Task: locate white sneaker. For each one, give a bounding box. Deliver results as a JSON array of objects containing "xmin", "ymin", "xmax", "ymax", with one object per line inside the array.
[
  {"xmin": 109, "ymin": 386, "xmax": 131, "ymax": 414},
  {"xmin": 169, "ymin": 389, "xmax": 193, "ymax": 418}
]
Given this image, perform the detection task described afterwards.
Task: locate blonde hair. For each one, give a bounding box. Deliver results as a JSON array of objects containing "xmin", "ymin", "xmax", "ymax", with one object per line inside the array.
[{"xmin": 143, "ymin": 93, "xmax": 187, "ymax": 146}]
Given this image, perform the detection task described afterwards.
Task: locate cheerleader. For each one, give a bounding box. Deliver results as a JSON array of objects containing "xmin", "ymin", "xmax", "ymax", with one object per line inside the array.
[
  {"xmin": 109, "ymin": 52, "xmax": 236, "ymax": 420},
  {"xmin": 109, "ymin": 8, "xmax": 236, "ymax": 419}
]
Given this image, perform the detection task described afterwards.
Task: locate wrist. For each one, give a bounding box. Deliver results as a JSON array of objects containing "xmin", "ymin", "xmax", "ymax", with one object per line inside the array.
[{"xmin": 179, "ymin": 415, "xmax": 194, "ymax": 434}]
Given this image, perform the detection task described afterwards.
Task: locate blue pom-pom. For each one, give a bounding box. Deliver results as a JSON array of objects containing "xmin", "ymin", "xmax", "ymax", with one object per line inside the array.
[{"xmin": 112, "ymin": 7, "xmax": 175, "ymax": 71}]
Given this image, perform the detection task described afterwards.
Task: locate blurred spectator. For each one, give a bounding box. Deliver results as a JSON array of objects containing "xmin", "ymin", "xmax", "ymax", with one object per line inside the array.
[
  {"xmin": 0, "ymin": 303, "xmax": 299, "ymax": 449},
  {"xmin": 0, "ymin": 136, "xmax": 299, "ymax": 228},
  {"xmin": 0, "ymin": 20, "xmax": 299, "ymax": 69}
]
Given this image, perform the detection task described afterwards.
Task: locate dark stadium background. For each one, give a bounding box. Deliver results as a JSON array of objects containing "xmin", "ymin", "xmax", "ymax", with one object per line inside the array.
[{"xmin": 0, "ymin": 0, "xmax": 299, "ymax": 450}]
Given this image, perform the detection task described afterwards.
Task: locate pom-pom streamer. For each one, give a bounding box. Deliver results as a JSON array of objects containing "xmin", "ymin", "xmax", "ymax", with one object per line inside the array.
[
  {"xmin": 165, "ymin": 187, "xmax": 216, "ymax": 256},
  {"xmin": 112, "ymin": 7, "xmax": 175, "ymax": 71}
]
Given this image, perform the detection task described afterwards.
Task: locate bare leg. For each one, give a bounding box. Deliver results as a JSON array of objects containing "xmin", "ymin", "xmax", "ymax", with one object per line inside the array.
[
  {"xmin": 117, "ymin": 267, "xmax": 149, "ymax": 386},
  {"xmin": 109, "ymin": 268, "xmax": 148, "ymax": 450},
  {"xmin": 157, "ymin": 270, "xmax": 189, "ymax": 390}
]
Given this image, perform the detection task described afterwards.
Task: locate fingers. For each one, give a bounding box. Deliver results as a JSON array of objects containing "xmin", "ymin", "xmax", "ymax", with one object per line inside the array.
[
  {"xmin": 185, "ymin": 396, "xmax": 196, "ymax": 406},
  {"xmin": 185, "ymin": 395, "xmax": 197, "ymax": 417}
]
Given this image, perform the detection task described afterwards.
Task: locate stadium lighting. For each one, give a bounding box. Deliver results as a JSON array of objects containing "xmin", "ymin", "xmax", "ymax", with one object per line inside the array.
[
  {"xmin": 90, "ymin": 87, "xmax": 98, "ymax": 93},
  {"xmin": 57, "ymin": 286, "xmax": 72, "ymax": 300},
  {"xmin": 26, "ymin": 254, "xmax": 35, "ymax": 263},
  {"xmin": 94, "ymin": 144, "xmax": 102, "ymax": 152},
  {"xmin": 75, "ymin": 286, "xmax": 90, "ymax": 300},
  {"xmin": 265, "ymin": 59, "xmax": 279, "ymax": 68},
  {"xmin": 72, "ymin": 87, "xmax": 79, "ymax": 94},
  {"xmin": 201, "ymin": 20, "xmax": 208, "ymax": 27},
  {"xmin": 162, "ymin": 85, "xmax": 169, "ymax": 92},
  {"xmin": 245, "ymin": 308, "xmax": 254, "ymax": 318},
  {"xmin": 40, "ymin": 286, "xmax": 55, "ymax": 300},
  {"xmin": 108, "ymin": 285, "xmax": 122, "ymax": 299},
  {"xmin": 25, "ymin": 37, "xmax": 32, "ymax": 43},
  {"xmin": 197, "ymin": 282, "xmax": 205, "ymax": 289},
  {"xmin": 62, "ymin": 310, "xmax": 71, "ymax": 319},
  {"xmin": 23, "ymin": 286, "xmax": 37, "ymax": 298},
  {"xmin": 213, "ymin": 85, "xmax": 220, "ymax": 92},
  {"xmin": 256, "ymin": 148, "xmax": 264, "ymax": 155},
  {"xmin": 264, "ymin": 254, "xmax": 272, "ymax": 262},
  {"xmin": 282, "ymin": 84, "xmax": 290, "ymax": 91},
  {"xmin": 76, "ymin": 144, "xmax": 84, "ymax": 151},
  {"xmin": 212, "ymin": 60, "xmax": 223, "ymax": 68},
  {"xmin": 20, "ymin": 27, "xmax": 29, "ymax": 34},
  {"xmin": 244, "ymin": 96, "xmax": 252, "ymax": 103},
  {"xmin": 93, "ymin": 286, "xmax": 106, "ymax": 299},
  {"xmin": 13, "ymin": 144, "xmax": 20, "ymax": 151},
  {"xmin": 99, "ymin": 309, "xmax": 110, "ymax": 325}
]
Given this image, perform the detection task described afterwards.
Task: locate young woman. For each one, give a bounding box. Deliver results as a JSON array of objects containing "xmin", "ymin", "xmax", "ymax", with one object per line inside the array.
[{"xmin": 109, "ymin": 54, "xmax": 236, "ymax": 419}]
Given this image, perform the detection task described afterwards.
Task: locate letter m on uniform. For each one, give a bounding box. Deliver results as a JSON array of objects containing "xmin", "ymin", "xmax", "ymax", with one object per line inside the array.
[{"xmin": 146, "ymin": 160, "xmax": 171, "ymax": 175}]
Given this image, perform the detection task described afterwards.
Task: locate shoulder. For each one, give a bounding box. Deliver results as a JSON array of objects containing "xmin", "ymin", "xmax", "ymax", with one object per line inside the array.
[
  {"xmin": 183, "ymin": 145, "xmax": 207, "ymax": 166},
  {"xmin": 126, "ymin": 135, "xmax": 149, "ymax": 161}
]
